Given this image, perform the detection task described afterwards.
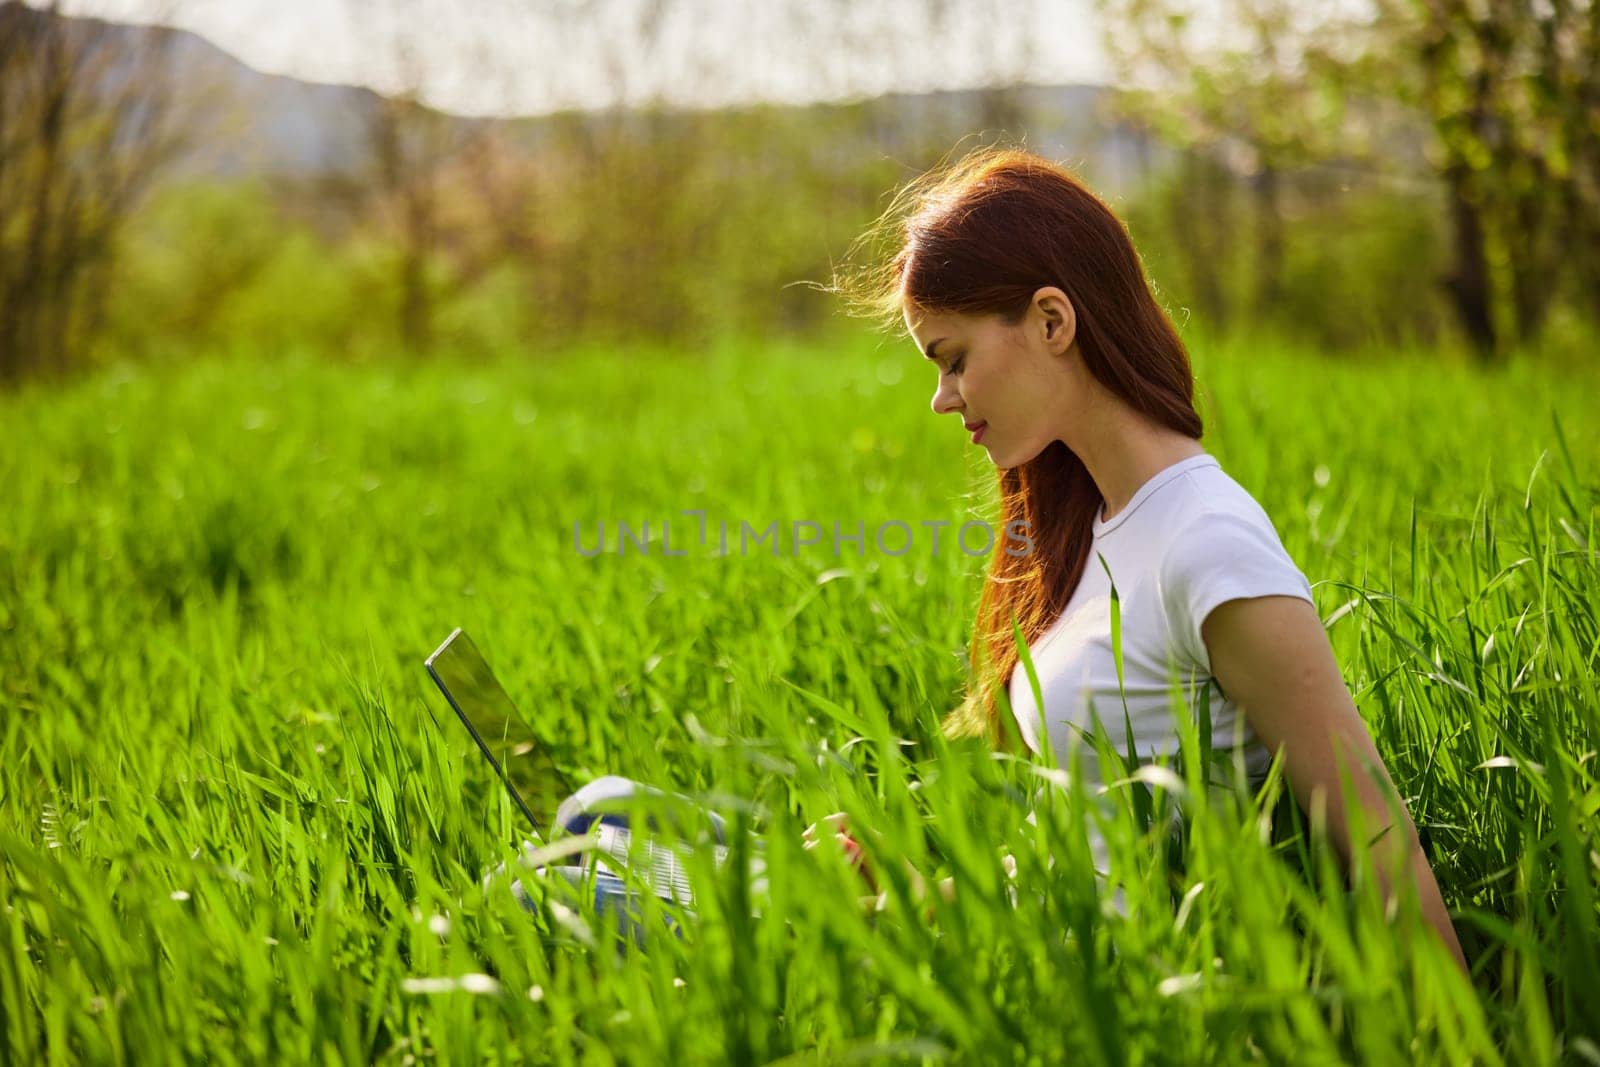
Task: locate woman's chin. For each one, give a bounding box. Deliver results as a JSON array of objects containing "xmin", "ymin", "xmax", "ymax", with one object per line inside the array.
[{"xmin": 993, "ymin": 440, "xmax": 1054, "ymax": 471}]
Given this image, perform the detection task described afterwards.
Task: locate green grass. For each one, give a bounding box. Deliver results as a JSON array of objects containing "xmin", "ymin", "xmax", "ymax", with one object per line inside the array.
[{"xmin": 2, "ymin": 332, "xmax": 1597, "ymax": 1064}]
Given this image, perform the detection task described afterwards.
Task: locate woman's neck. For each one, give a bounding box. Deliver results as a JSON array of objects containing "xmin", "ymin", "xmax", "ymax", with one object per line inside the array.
[{"xmin": 1079, "ymin": 418, "xmax": 1206, "ymax": 525}]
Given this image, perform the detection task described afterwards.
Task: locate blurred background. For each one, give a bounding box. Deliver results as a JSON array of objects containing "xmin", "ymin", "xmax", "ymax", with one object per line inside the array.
[{"xmin": 2, "ymin": 0, "xmax": 1596, "ymax": 386}]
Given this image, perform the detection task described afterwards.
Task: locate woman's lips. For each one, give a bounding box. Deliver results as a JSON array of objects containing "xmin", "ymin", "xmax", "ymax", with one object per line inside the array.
[{"xmin": 969, "ymin": 422, "xmax": 987, "ymax": 444}]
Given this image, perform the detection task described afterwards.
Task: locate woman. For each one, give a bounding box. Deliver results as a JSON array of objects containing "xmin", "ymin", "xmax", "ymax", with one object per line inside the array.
[{"xmin": 819, "ymin": 146, "xmax": 1468, "ymax": 972}]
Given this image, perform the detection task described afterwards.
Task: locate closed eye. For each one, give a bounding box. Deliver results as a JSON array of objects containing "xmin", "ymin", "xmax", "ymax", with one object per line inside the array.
[{"xmin": 945, "ymin": 355, "xmax": 965, "ymax": 376}]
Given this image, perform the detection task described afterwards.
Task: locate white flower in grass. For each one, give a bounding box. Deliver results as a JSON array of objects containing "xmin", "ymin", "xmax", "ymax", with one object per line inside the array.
[
  {"xmin": 1157, "ymin": 973, "xmax": 1204, "ymax": 997},
  {"xmin": 458, "ymin": 973, "xmax": 500, "ymax": 995},
  {"xmin": 170, "ymin": 890, "xmax": 191, "ymax": 902},
  {"xmin": 401, "ymin": 977, "xmax": 455, "ymax": 995},
  {"xmin": 527, "ymin": 985, "xmax": 545, "ymax": 1002},
  {"xmin": 546, "ymin": 900, "xmax": 595, "ymax": 947},
  {"xmin": 427, "ymin": 913, "xmax": 450, "ymax": 937},
  {"xmin": 401, "ymin": 973, "xmax": 501, "ymax": 996}
]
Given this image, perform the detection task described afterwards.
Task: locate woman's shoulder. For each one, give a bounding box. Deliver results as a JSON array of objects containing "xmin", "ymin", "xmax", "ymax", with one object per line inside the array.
[
  {"xmin": 1156, "ymin": 464, "xmax": 1305, "ymax": 585},
  {"xmin": 1162, "ymin": 460, "xmax": 1285, "ymax": 536},
  {"xmin": 1156, "ymin": 466, "xmax": 1315, "ymax": 668}
]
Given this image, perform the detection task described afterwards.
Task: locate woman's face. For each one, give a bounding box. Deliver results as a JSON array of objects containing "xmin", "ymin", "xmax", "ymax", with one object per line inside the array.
[{"xmin": 902, "ymin": 288, "xmax": 1084, "ymax": 470}]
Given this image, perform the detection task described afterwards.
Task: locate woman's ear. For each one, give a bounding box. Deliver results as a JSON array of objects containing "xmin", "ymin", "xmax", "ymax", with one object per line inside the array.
[{"xmin": 1034, "ymin": 286, "xmax": 1077, "ymax": 355}]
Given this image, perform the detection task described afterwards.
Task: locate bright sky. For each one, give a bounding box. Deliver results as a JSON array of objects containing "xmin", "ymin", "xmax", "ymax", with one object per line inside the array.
[{"xmin": 35, "ymin": 0, "xmax": 1115, "ymax": 117}]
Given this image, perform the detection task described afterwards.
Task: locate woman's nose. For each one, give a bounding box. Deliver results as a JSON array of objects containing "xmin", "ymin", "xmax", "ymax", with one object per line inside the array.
[{"xmin": 930, "ymin": 380, "xmax": 961, "ymax": 416}]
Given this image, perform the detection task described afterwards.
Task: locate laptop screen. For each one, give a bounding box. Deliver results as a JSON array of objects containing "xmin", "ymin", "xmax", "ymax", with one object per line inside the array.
[{"xmin": 425, "ymin": 628, "xmax": 576, "ymax": 838}]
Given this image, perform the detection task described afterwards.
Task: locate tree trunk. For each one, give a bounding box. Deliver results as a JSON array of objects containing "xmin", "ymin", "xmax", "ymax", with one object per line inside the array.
[
  {"xmin": 1420, "ymin": 1, "xmax": 1502, "ymax": 361},
  {"xmin": 1508, "ymin": 178, "xmax": 1553, "ymax": 345},
  {"xmin": 1441, "ymin": 161, "xmax": 1497, "ymax": 359},
  {"xmin": 1173, "ymin": 149, "xmax": 1229, "ymax": 330},
  {"xmin": 399, "ymin": 180, "xmax": 433, "ymax": 355},
  {"xmin": 1252, "ymin": 161, "xmax": 1285, "ymax": 316}
]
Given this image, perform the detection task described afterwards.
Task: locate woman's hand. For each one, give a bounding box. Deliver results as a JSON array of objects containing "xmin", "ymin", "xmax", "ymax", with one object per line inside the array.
[
  {"xmin": 802, "ymin": 813, "xmax": 936, "ymax": 915},
  {"xmin": 801, "ymin": 812, "xmax": 879, "ymax": 893}
]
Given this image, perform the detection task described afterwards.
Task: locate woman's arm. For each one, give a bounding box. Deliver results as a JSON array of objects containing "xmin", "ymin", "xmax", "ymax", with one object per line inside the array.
[{"xmin": 1201, "ymin": 594, "xmax": 1469, "ymax": 974}]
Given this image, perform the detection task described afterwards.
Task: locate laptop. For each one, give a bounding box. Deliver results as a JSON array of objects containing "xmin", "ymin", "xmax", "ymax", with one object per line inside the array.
[{"xmin": 424, "ymin": 627, "xmax": 744, "ymax": 906}]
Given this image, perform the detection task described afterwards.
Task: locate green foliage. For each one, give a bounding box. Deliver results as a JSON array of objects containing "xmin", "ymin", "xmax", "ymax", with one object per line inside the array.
[
  {"xmin": 94, "ymin": 102, "xmax": 915, "ymax": 370},
  {"xmin": 2, "ymin": 335, "xmax": 1598, "ymax": 1063},
  {"xmin": 1098, "ymin": 0, "xmax": 1600, "ymax": 360},
  {"xmin": 1121, "ymin": 159, "xmax": 1457, "ymax": 348},
  {"xmin": 100, "ymin": 155, "xmax": 1475, "ymax": 377},
  {"xmin": 103, "ymin": 180, "xmax": 368, "ymax": 363}
]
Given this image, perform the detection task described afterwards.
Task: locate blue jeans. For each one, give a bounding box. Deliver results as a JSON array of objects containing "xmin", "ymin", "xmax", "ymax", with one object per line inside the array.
[
  {"xmin": 506, "ymin": 776, "xmax": 723, "ymax": 948},
  {"xmin": 515, "ymin": 863, "xmax": 687, "ymax": 948}
]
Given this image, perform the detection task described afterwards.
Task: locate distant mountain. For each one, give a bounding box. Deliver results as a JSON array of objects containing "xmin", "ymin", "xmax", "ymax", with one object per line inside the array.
[
  {"xmin": 5, "ymin": 1, "xmax": 423, "ymax": 179},
  {"xmin": 4, "ymin": 1, "xmax": 1162, "ymax": 193}
]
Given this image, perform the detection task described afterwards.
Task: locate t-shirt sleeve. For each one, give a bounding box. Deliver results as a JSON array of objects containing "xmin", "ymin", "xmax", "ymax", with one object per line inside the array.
[{"xmin": 1159, "ymin": 510, "xmax": 1315, "ymax": 674}]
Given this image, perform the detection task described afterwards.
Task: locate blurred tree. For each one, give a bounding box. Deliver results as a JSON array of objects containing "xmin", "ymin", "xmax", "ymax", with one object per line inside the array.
[
  {"xmin": 1099, "ymin": 0, "xmax": 1599, "ymax": 360},
  {"xmin": 949, "ymin": 0, "xmax": 1042, "ymax": 140},
  {"xmin": 319, "ymin": 0, "xmax": 520, "ymax": 355},
  {"xmin": 0, "ymin": 0, "xmax": 196, "ymax": 381},
  {"xmin": 1095, "ymin": 0, "xmax": 1393, "ymax": 326},
  {"xmin": 509, "ymin": 0, "xmax": 956, "ymax": 348},
  {"xmin": 1379, "ymin": 0, "xmax": 1600, "ymax": 356}
]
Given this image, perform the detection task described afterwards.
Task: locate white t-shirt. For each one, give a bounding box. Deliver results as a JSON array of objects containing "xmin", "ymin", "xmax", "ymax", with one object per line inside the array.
[{"xmin": 1007, "ymin": 451, "xmax": 1315, "ymax": 804}]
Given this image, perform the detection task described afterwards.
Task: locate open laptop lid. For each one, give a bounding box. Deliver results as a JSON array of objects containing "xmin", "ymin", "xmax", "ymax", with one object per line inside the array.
[{"xmin": 425, "ymin": 628, "xmax": 577, "ymax": 840}]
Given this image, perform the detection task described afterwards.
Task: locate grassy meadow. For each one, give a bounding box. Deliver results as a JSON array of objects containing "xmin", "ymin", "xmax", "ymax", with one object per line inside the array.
[{"xmin": 3, "ymin": 332, "xmax": 1599, "ymax": 1064}]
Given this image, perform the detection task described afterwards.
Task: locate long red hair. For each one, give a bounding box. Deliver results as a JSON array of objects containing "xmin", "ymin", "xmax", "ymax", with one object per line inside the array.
[{"xmin": 831, "ymin": 145, "xmax": 1204, "ymax": 746}]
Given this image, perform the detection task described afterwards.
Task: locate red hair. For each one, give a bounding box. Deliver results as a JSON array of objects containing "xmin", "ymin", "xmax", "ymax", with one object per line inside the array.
[{"xmin": 831, "ymin": 145, "xmax": 1204, "ymax": 746}]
